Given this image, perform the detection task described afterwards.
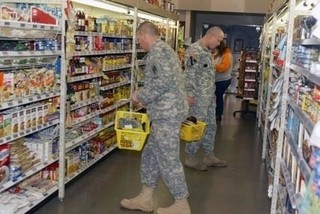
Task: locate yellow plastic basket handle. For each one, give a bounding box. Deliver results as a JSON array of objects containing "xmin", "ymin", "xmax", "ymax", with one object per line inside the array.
[
  {"xmin": 182, "ymin": 121, "xmax": 201, "ymax": 131},
  {"xmin": 116, "ymin": 98, "xmax": 131, "ymax": 112}
]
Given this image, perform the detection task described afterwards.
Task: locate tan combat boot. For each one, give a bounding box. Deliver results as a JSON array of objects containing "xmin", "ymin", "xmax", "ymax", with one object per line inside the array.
[
  {"xmin": 185, "ymin": 153, "xmax": 207, "ymax": 171},
  {"xmin": 156, "ymin": 198, "xmax": 191, "ymax": 214},
  {"xmin": 120, "ymin": 185, "xmax": 153, "ymax": 212},
  {"xmin": 203, "ymin": 153, "xmax": 227, "ymax": 167}
]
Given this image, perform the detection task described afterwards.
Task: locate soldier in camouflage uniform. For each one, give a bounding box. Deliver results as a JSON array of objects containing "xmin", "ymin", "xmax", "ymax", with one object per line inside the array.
[
  {"xmin": 120, "ymin": 22, "xmax": 191, "ymax": 214},
  {"xmin": 184, "ymin": 27, "xmax": 227, "ymax": 171}
]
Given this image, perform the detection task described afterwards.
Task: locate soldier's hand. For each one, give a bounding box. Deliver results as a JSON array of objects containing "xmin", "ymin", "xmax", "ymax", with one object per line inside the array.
[{"xmin": 187, "ymin": 96, "xmax": 195, "ymax": 106}]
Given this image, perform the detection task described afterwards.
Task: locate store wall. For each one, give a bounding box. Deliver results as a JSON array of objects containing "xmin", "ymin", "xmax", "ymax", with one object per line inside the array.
[
  {"xmin": 174, "ymin": 0, "xmax": 272, "ymax": 13},
  {"xmin": 193, "ymin": 12, "xmax": 264, "ymax": 40}
]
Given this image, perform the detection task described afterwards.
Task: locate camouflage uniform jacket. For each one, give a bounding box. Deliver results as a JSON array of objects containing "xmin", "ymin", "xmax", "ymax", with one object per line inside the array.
[
  {"xmin": 137, "ymin": 39, "xmax": 188, "ymax": 121},
  {"xmin": 184, "ymin": 41, "xmax": 215, "ymax": 101}
]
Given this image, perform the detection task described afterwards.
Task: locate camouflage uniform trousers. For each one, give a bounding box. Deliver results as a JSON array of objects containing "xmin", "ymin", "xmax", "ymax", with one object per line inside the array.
[
  {"xmin": 141, "ymin": 118, "xmax": 189, "ymax": 199},
  {"xmin": 185, "ymin": 95, "xmax": 217, "ymax": 154}
]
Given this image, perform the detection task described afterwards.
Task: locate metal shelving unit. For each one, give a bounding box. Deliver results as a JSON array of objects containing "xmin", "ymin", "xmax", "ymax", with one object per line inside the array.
[
  {"xmin": 259, "ymin": 0, "xmax": 320, "ymax": 213},
  {"xmin": 0, "ymin": 0, "xmax": 179, "ymax": 212},
  {"xmin": 0, "ymin": 1, "xmax": 66, "ymax": 213}
]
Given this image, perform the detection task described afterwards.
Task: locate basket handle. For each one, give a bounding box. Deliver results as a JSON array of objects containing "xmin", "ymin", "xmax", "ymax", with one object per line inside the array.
[
  {"xmin": 182, "ymin": 121, "xmax": 201, "ymax": 131},
  {"xmin": 116, "ymin": 98, "xmax": 131, "ymax": 112}
]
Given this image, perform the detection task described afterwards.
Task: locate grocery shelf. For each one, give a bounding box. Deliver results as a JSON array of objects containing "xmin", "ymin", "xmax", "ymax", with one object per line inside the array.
[
  {"xmin": 71, "ymin": 97, "xmax": 101, "ymax": 111},
  {"xmin": 74, "ymin": 31, "xmax": 132, "ymax": 39},
  {"xmin": 72, "ymin": 99, "xmax": 130, "ymax": 127},
  {"xmin": 74, "ymin": 50, "xmax": 132, "ymax": 56},
  {"xmin": 246, "ymin": 59, "xmax": 258, "ymax": 63},
  {"xmin": 72, "ymin": 110, "xmax": 101, "ymax": 126},
  {"xmin": 137, "ymin": 60, "xmax": 146, "ymax": 66},
  {"xmin": 0, "ymin": 50, "xmax": 61, "ymax": 57},
  {"xmin": 290, "ymin": 64, "xmax": 320, "ymax": 86},
  {"xmin": 244, "ymin": 88, "xmax": 256, "ymax": 91},
  {"xmin": 288, "ymin": 98, "xmax": 314, "ymax": 134},
  {"xmin": 293, "ymin": 37, "xmax": 320, "ymax": 46},
  {"xmin": 280, "ymin": 160, "xmax": 298, "ymax": 209},
  {"xmin": 243, "ymin": 97, "xmax": 255, "ymax": 100},
  {"xmin": 65, "ymin": 122, "xmax": 114, "ymax": 152},
  {"xmin": 0, "ymin": 158, "xmax": 58, "ymax": 193},
  {"xmin": 2, "ymin": 0, "xmax": 62, "ymax": 3},
  {"xmin": 278, "ymin": 187, "xmax": 291, "ymax": 214},
  {"xmin": 0, "ymin": 91, "xmax": 60, "ymax": 111},
  {"xmin": 0, "ymin": 62, "xmax": 54, "ymax": 70},
  {"xmin": 267, "ymin": 130, "xmax": 276, "ymax": 155},
  {"xmin": 0, "ymin": 20, "xmax": 60, "ymax": 31},
  {"xmin": 16, "ymin": 185, "xmax": 58, "ymax": 214},
  {"xmin": 68, "ymin": 73, "xmax": 102, "ymax": 83},
  {"xmin": 0, "ymin": 119, "xmax": 60, "ymax": 145},
  {"xmin": 272, "ymin": 64, "xmax": 283, "ymax": 71},
  {"xmin": 245, "ymin": 69, "xmax": 257, "ymax": 72},
  {"xmin": 244, "ymin": 79, "xmax": 256, "ymax": 82},
  {"xmin": 100, "ymin": 99, "xmax": 130, "ymax": 114},
  {"xmin": 65, "ymin": 144, "xmax": 117, "ymax": 183},
  {"xmin": 285, "ymin": 129, "xmax": 311, "ymax": 182},
  {"xmin": 103, "ymin": 64, "xmax": 132, "ymax": 72},
  {"xmin": 100, "ymin": 81, "xmax": 131, "ymax": 91}
]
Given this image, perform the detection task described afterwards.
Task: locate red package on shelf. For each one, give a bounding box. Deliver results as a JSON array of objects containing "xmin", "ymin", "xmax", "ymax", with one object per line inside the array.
[{"xmin": 31, "ymin": 6, "xmax": 58, "ymax": 25}]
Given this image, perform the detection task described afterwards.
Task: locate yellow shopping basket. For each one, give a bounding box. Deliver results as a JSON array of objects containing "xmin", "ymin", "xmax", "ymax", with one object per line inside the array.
[
  {"xmin": 180, "ymin": 120, "xmax": 206, "ymax": 142},
  {"xmin": 115, "ymin": 111, "xmax": 150, "ymax": 151}
]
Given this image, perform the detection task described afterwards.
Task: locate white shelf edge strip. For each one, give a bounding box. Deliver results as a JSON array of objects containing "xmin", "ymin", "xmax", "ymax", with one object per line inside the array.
[
  {"xmin": 65, "ymin": 145, "xmax": 117, "ymax": 183},
  {"xmin": 103, "ymin": 64, "xmax": 132, "ymax": 72},
  {"xmin": 280, "ymin": 160, "xmax": 297, "ymax": 209},
  {"xmin": 68, "ymin": 73, "xmax": 102, "ymax": 83},
  {"xmin": 73, "ymin": 50, "xmax": 133, "ymax": 56},
  {"xmin": 71, "ymin": 97, "xmax": 101, "ymax": 111},
  {"xmin": 3, "ymin": 0, "xmax": 62, "ymax": 3},
  {"xmin": 0, "ymin": 119, "xmax": 60, "ymax": 145},
  {"xmin": 0, "ymin": 50, "xmax": 62, "ymax": 57},
  {"xmin": 74, "ymin": 31, "xmax": 132, "ymax": 39},
  {"xmin": 65, "ymin": 122, "xmax": 114, "ymax": 152},
  {"xmin": 0, "ymin": 91, "xmax": 60, "ymax": 111},
  {"xmin": 0, "ymin": 158, "xmax": 58, "ymax": 193},
  {"xmin": 0, "ymin": 62, "xmax": 55, "ymax": 70},
  {"xmin": 0, "ymin": 20, "xmax": 60, "ymax": 31},
  {"xmin": 100, "ymin": 81, "xmax": 131, "ymax": 91}
]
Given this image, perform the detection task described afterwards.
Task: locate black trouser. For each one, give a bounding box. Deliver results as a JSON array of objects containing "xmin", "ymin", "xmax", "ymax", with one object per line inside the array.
[{"xmin": 215, "ymin": 79, "xmax": 231, "ymax": 117}]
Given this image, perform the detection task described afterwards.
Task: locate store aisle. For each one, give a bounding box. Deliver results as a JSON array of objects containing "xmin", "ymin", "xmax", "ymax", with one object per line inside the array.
[{"xmin": 34, "ymin": 95, "xmax": 270, "ymax": 214}]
